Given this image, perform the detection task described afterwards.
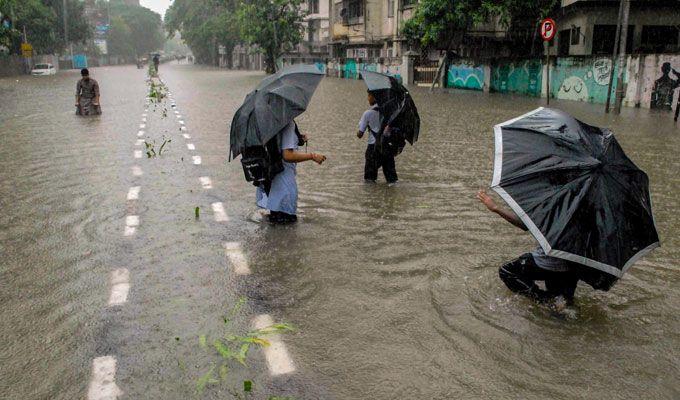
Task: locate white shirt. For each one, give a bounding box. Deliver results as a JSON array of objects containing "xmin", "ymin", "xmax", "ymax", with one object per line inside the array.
[{"xmin": 358, "ymin": 105, "xmax": 382, "ymax": 145}]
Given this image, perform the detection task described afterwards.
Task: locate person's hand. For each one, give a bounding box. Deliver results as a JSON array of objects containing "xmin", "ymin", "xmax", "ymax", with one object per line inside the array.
[
  {"xmin": 476, "ymin": 189, "xmax": 498, "ymax": 212},
  {"xmin": 311, "ymin": 153, "xmax": 326, "ymax": 165},
  {"xmin": 300, "ymin": 134, "xmax": 308, "ymax": 143},
  {"xmin": 357, "ymin": 131, "xmax": 364, "ymax": 139}
]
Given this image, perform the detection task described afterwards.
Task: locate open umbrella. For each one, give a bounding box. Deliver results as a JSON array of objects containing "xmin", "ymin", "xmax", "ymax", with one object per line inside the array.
[
  {"xmin": 361, "ymin": 71, "xmax": 420, "ymax": 146},
  {"xmin": 491, "ymin": 107, "xmax": 659, "ymax": 283},
  {"xmin": 230, "ymin": 64, "xmax": 324, "ymax": 159}
]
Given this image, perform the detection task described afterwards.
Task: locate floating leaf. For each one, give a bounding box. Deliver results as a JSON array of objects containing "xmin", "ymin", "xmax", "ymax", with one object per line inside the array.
[
  {"xmin": 219, "ymin": 364, "xmax": 229, "ymax": 380},
  {"xmin": 243, "ymin": 380, "xmax": 252, "ymax": 392},
  {"xmin": 199, "ymin": 334, "xmax": 207, "ymax": 348},
  {"xmin": 196, "ymin": 366, "xmax": 217, "ymax": 394}
]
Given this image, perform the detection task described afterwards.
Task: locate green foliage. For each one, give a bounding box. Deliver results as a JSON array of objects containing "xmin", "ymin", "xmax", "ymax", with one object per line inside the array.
[
  {"xmin": 165, "ymin": 0, "xmax": 240, "ymax": 66},
  {"xmin": 101, "ymin": 0, "xmax": 164, "ymax": 58},
  {"xmin": 192, "ymin": 297, "xmax": 296, "ymax": 398},
  {"xmin": 403, "ymin": 0, "xmax": 559, "ymax": 50},
  {"xmin": 0, "ymin": 0, "xmax": 91, "ymax": 54},
  {"xmin": 236, "ymin": 0, "xmax": 305, "ymax": 73}
]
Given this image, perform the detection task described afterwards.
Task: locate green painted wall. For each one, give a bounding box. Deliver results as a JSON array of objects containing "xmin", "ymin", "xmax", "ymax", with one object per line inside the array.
[
  {"xmin": 550, "ymin": 57, "xmax": 621, "ymax": 103},
  {"xmin": 491, "ymin": 60, "xmax": 542, "ymax": 97}
]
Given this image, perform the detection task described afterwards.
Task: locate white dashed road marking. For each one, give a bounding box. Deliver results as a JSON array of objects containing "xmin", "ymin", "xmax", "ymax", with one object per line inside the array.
[
  {"xmin": 126, "ymin": 186, "xmax": 140, "ymax": 200},
  {"xmin": 124, "ymin": 215, "xmax": 139, "ymax": 237},
  {"xmin": 211, "ymin": 202, "xmax": 229, "ymax": 222},
  {"xmin": 131, "ymin": 166, "xmax": 143, "ymax": 176},
  {"xmin": 182, "ymin": 134, "xmax": 191, "ymax": 139},
  {"xmin": 199, "ymin": 176, "xmax": 212, "ymax": 189},
  {"xmin": 108, "ymin": 269, "xmax": 130, "ymax": 306},
  {"xmin": 135, "ymin": 139, "xmax": 144, "ymax": 146},
  {"xmin": 139, "ymin": 124, "xmax": 145, "ymax": 129},
  {"xmin": 88, "ymin": 356, "xmax": 122, "ymax": 400},
  {"xmin": 192, "ymin": 155, "xmax": 201, "ymax": 165},
  {"xmin": 134, "ymin": 150, "xmax": 142, "ymax": 159},
  {"xmin": 187, "ymin": 143, "xmax": 195, "ymax": 150},
  {"xmin": 224, "ymin": 242, "xmax": 251, "ymax": 275},
  {"xmin": 180, "ymin": 127, "xmax": 187, "ymax": 131},
  {"xmin": 252, "ymin": 315, "xmax": 295, "ymax": 376},
  {"xmin": 137, "ymin": 130, "xmax": 144, "ymax": 136}
]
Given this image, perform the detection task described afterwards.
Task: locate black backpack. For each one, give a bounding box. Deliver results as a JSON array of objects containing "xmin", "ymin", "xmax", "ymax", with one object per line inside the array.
[{"xmin": 240, "ymin": 123, "xmax": 305, "ymax": 194}]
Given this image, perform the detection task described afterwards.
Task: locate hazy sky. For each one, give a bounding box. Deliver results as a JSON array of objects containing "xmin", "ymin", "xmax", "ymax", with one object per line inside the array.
[{"xmin": 140, "ymin": 0, "xmax": 172, "ymax": 18}]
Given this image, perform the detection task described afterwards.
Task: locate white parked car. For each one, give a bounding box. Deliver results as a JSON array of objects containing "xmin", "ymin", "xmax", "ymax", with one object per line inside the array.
[{"xmin": 31, "ymin": 63, "xmax": 56, "ymax": 76}]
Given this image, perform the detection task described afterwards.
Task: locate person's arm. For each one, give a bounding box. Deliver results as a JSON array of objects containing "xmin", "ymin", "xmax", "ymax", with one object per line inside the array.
[
  {"xmin": 75, "ymin": 81, "xmax": 81, "ymax": 105},
  {"xmin": 93, "ymin": 81, "xmax": 100, "ymax": 105},
  {"xmin": 283, "ymin": 149, "xmax": 326, "ymax": 164},
  {"xmin": 476, "ymin": 189, "xmax": 527, "ymax": 231},
  {"xmin": 357, "ymin": 110, "xmax": 368, "ymax": 138}
]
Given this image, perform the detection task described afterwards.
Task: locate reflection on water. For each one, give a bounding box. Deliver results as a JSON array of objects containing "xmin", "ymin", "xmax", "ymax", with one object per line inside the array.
[{"xmin": 0, "ymin": 65, "xmax": 678, "ymax": 399}]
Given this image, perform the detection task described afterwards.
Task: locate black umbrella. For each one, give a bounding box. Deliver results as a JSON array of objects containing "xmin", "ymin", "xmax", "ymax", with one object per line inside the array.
[
  {"xmin": 491, "ymin": 107, "xmax": 659, "ymax": 283},
  {"xmin": 361, "ymin": 71, "xmax": 420, "ymax": 146},
  {"xmin": 230, "ymin": 64, "xmax": 324, "ymax": 159}
]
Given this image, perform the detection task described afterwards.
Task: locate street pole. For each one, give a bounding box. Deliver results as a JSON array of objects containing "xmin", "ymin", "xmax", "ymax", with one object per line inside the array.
[
  {"xmin": 545, "ymin": 41, "xmax": 550, "ymax": 106},
  {"xmin": 614, "ymin": 0, "xmax": 630, "ymax": 114},
  {"xmin": 605, "ymin": 0, "xmax": 624, "ymax": 113}
]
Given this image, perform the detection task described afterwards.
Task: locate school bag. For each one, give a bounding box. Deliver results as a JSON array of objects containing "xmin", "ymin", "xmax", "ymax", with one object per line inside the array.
[{"xmin": 240, "ymin": 123, "xmax": 305, "ymax": 194}]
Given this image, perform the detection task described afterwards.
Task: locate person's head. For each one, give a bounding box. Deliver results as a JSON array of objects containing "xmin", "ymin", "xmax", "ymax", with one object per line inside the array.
[
  {"xmin": 81, "ymin": 68, "xmax": 89, "ymax": 79},
  {"xmin": 367, "ymin": 91, "xmax": 376, "ymax": 106},
  {"xmin": 661, "ymin": 62, "xmax": 671, "ymax": 75}
]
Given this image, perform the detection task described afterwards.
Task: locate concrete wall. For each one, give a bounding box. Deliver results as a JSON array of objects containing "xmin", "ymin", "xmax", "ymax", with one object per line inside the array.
[
  {"xmin": 326, "ymin": 57, "xmax": 403, "ymax": 81},
  {"xmin": 446, "ymin": 62, "xmax": 485, "ymax": 90},
  {"xmin": 490, "ymin": 59, "xmax": 543, "ymax": 97}
]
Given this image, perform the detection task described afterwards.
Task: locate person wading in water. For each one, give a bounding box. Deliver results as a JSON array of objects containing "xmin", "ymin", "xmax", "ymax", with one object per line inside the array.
[{"xmin": 75, "ymin": 68, "xmax": 101, "ymax": 116}]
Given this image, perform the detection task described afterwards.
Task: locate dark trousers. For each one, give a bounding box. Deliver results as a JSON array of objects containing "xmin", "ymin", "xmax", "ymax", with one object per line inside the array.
[
  {"xmin": 499, "ymin": 253, "xmax": 578, "ymax": 303},
  {"xmin": 364, "ymin": 144, "xmax": 398, "ymax": 183}
]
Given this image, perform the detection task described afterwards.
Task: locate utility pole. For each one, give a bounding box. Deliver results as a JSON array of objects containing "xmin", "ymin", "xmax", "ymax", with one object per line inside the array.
[
  {"xmin": 614, "ymin": 0, "xmax": 630, "ymax": 114},
  {"xmin": 604, "ymin": 0, "xmax": 624, "ymax": 113}
]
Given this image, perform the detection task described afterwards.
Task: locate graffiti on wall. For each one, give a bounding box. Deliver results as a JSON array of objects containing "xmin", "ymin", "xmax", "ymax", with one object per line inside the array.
[
  {"xmin": 447, "ymin": 63, "xmax": 484, "ymax": 90},
  {"xmin": 491, "ymin": 60, "xmax": 542, "ymax": 97},
  {"xmin": 551, "ymin": 57, "xmax": 619, "ymax": 103},
  {"xmin": 650, "ymin": 62, "xmax": 680, "ymax": 110}
]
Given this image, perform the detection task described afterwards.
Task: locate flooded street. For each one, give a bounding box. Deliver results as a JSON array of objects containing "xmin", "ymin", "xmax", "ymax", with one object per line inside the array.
[{"xmin": 1, "ymin": 64, "xmax": 678, "ymax": 399}]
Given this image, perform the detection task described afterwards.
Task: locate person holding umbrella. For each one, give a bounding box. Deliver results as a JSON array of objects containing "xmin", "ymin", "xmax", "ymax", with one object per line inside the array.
[
  {"xmin": 357, "ymin": 71, "xmax": 420, "ymax": 184},
  {"xmin": 481, "ymin": 107, "xmax": 659, "ymax": 305},
  {"xmin": 256, "ymin": 121, "xmax": 326, "ymax": 223},
  {"xmin": 230, "ymin": 64, "xmax": 327, "ymax": 224}
]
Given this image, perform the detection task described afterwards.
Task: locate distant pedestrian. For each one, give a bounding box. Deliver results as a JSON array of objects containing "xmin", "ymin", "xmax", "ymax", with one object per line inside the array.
[
  {"xmin": 256, "ymin": 121, "xmax": 326, "ymax": 223},
  {"xmin": 75, "ymin": 68, "xmax": 101, "ymax": 116},
  {"xmin": 477, "ymin": 189, "xmax": 579, "ymax": 306},
  {"xmin": 357, "ymin": 91, "xmax": 398, "ymax": 184},
  {"xmin": 153, "ymin": 54, "xmax": 160, "ymax": 73}
]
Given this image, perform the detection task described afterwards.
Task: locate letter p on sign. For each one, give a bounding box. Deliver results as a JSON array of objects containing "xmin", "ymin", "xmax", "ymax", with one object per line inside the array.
[{"xmin": 540, "ymin": 18, "xmax": 556, "ymax": 41}]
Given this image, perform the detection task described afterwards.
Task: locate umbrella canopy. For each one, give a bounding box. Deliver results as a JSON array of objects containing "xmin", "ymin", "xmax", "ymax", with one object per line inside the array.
[
  {"xmin": 491, "ymin": 107, "xmax": 659, "ymax": 280},
  {"xmin": 361, "ymin": 71, "xmax": 420, "ymax": 145},
  {"xmin": 230, "ymin": 64, "xmax": 324, "ymax": 159}
]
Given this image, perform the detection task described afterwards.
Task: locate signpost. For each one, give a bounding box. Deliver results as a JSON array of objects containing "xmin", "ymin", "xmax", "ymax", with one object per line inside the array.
[{"xmin": 540, "ymin": 18, "xmax": 556, "ymax": 105}]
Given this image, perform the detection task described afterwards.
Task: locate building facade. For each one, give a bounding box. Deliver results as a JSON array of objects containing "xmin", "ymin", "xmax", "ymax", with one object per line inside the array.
[
  {"xmin": 281, "ymin": 0, "xmax": 332, "ymax": 65},
  {"xmin": 552, "ymin": 0, "xmax": 680, "ymax": 56}
]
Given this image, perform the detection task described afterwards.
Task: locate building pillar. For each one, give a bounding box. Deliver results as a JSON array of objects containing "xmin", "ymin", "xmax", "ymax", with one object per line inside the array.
[
  {"xmin": 483, "ymin": 65, "xmax": 491, "ymax": 93},
  {"xmin": 402, "ymin": 52, "xmax": 416, "ymax": 86}
]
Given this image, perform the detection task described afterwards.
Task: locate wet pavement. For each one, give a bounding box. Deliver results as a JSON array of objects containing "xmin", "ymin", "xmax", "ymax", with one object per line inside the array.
[{"xmin": 0, "ymin": 64, "xmax": 678, "ymax": 399}]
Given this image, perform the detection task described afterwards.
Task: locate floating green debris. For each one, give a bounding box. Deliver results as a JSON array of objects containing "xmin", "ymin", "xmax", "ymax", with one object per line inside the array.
[{"xmin": 195, "ymin": 206, "xmax": 200, "ymax": 219}]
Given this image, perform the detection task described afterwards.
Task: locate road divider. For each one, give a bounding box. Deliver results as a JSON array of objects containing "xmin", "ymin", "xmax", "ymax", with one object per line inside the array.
[
  {"xmin": 124, "ymin": 215, "xmax": 139, "ymax": 237},
  {"xmin": 252, "ymin": 315, "xmax": 295, "ymax": 376},
  {"xmin": 199, "ymin": 176, "xmax": 212, "ymax": 189},
  {"xmin": 192, "ymin": 155, "xmax": 201, "ymax": 165},
  {"xmin": 108, "ymin": 269, "xmax": 130, "ymax": 306},
  {"xmin": 211, "ymin": 202, "xmax": 229, "ymax": 222},
  {"xmin": 126, "ymin": 186, "xmax": 140, "ymax": 200},
  {"xmin": 224, "ymin": 242, "xmax": 251, "ymax": 275},
  {"xmin": 88, "ymin": 356, "xmax": 122, "ymax": 400}
]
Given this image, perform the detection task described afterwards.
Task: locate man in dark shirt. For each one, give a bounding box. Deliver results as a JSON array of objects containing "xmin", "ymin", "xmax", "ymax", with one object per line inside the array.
[{"xmin": 75, "ymin": 68, "xmax": 101, "ymax": 116}]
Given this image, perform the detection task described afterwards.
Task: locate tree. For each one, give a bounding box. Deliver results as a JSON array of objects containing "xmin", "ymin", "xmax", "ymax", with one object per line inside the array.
[
  {"xmin": 0, "ymin": 0, "xmax": 91, "ymax": 55},
  {"xmin": 165, "ymin": 0, "xmax": 240, "ymax": 67},
  {"xmin": 107, "ymin": 15, "xmax": 134, "ymax": 58},
  {"xmin": 403, "ymin": 0, "xmax": 558, "ymax": 54},
  {"xmin": 108, "ymin": 0, "xmax": 164, "ymax": 57},
  {"xmin": 236, "ymin": 0, "xmax": 305, "ymax": 73}
]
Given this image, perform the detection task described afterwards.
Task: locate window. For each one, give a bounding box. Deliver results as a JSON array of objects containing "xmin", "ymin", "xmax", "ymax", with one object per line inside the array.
[
  {"xmin": 308, "ymin": 0, "xmax": 319, "ymax": 14},
  {"xmin": 558, "ymin": 29, "xmax": 570, "ymax": 56},
  {"xmin": 592, "ymin": 25, "xmax": 634, "ymax": 55},
  {"xmin": 402, "ymin": 0, "xmax": 416, "ymax": 7},
  {"xmin": 387, "ymin": 0, "xmax": 394, "ymax": 18},
  {"xmin": 640, "ymin": 25, "xmax": 679, "ymax": 53},
  {"xmin": 571, "ymin": 26, "xmax": 580, "ymax": 45},
  {"xmin": 341, "ymin": 0, "xmax": 363, "ymax": 24}
]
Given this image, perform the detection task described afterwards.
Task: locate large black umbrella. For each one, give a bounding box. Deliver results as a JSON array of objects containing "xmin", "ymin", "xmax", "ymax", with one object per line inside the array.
[
  {"xmin": 361, "ymin": 71, "xmax": 420, "ymax": 146},
  {"xmin": 230, "ymin": 64, "xmax": 324, "ymax": 159},
  {"xmin": 491, "ymin": 107, "xmax": 659, "ymax": 282}
]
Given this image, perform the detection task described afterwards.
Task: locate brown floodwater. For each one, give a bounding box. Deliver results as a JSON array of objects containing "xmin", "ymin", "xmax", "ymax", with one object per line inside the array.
[{"xmin": 0, "ymin": 64, "xmax": 678, "ymax": 399}]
